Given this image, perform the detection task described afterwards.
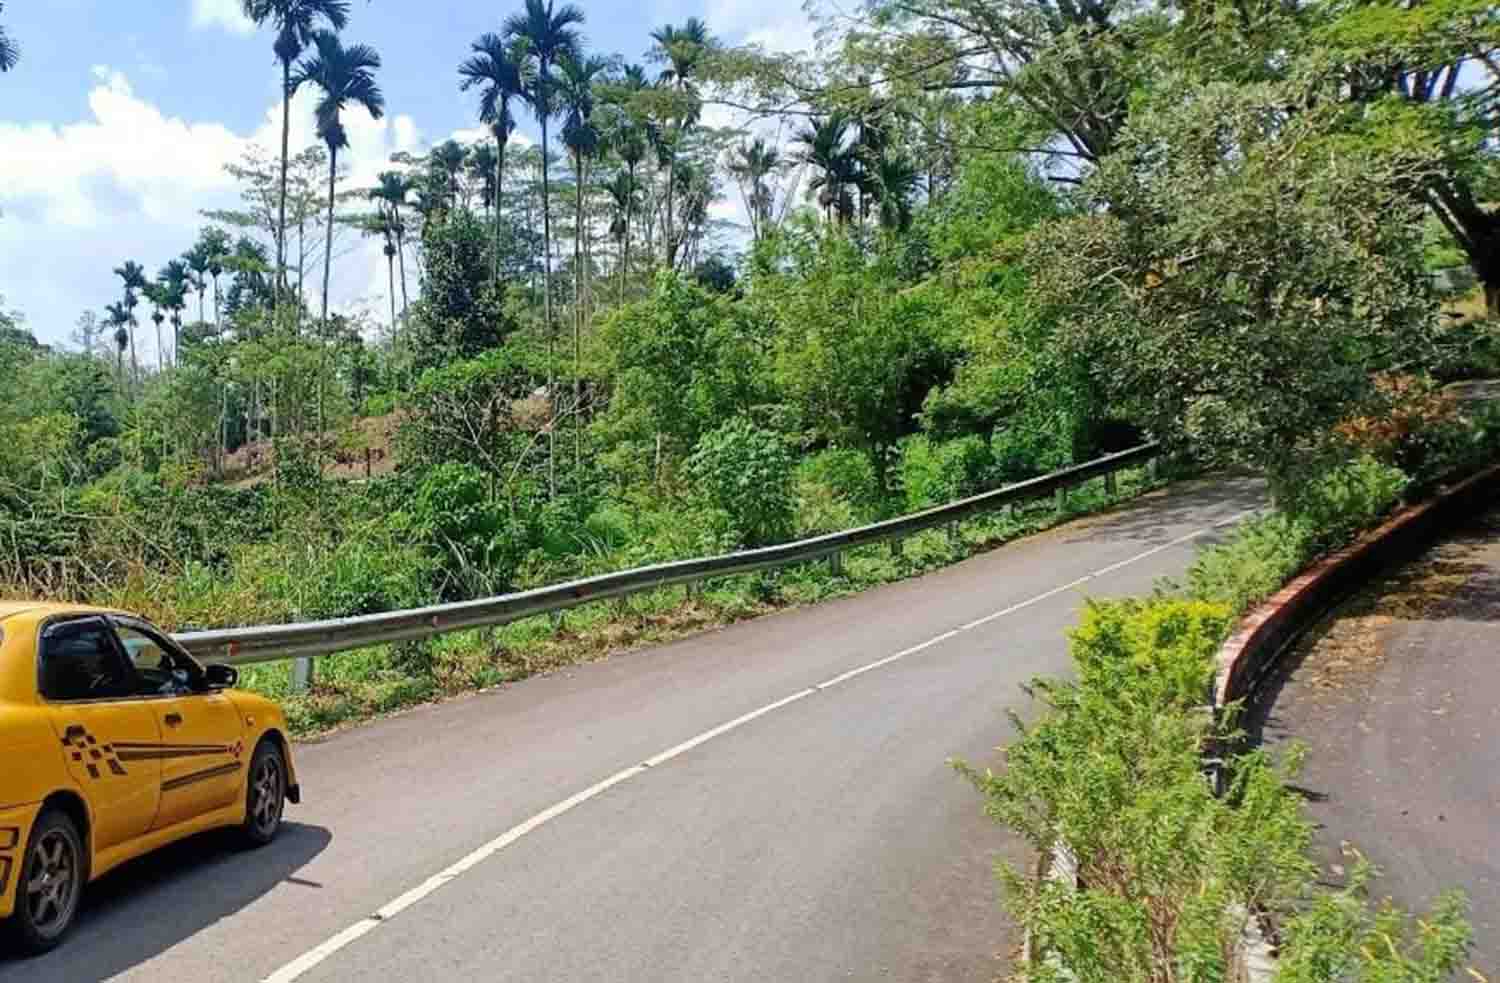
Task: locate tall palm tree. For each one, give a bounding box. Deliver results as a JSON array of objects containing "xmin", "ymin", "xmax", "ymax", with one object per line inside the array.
[
  {"xmin": 470, "ymin": 144, "xmax": 499, "ymax": 215},
  {"xmin": 558, "ymin": 51, "xmax": 608, "ymax": 471},
  {"xmin": 142, "ymin": 283, "xmax": 167, "ymax": 371},
  {"xmin": 294, "ymin": 29, "xmax": 384, "ymax": 470},
  {"xmin": 113, "ymin": 261, "xmax": 146, "ymax": 387},
  {"xmin": 431, "ymin": 139, "xmax": 468, "ymax": 210},
  {"xmin": 870, "ymin": 153, "xmax": 919, "ymax": 233},
  {"xmin": 0, "ymin": 3, "xmax": 19, "ymax": 73},
  {"xmin": 184, "ymin": 244, "xmax": 211, "ymax": 326},
  {"xmin": 460, "ymin": 32, "xmax": 532, "ymax": 285},
  {"xmin": 370, "ymin": 171, "xmax": 413, "ymax": 320},
  {"xmin": 505, "ymin": 0, "xmax": 585, "ymax": 495},
  {"xmin": 649, "ymin": 18, "xmax": 711, "ymax": 269},
  {"xmin": 198, "ymin": 227, "xmax": 233, "ymax": 330},
  {"xmin": 104, "ymin": 304, "xmax": 130, "ymax": 390},
  {"xmin": 293, "ymin": 29, "xmax": 385, "ymax": 327},
  {"xmin": 601, "ymin": 66, "xmax": 649, "ymax": 297},
  {"xmin": 158, "ymin": 261, "xmax": 191, "ymax": 368},
  {"xmin": 727, "ymin": 138, "xmax": 781, "ymax": 242},
  {"xmin": 795, "ymin": 113, "xmax": 858, "ymax": 224},
  {"xmin": 605, "ymin": 171, "xmax": 639, "ymax": 301},
  {"xmin": 240, "ymin": 0, "xmax": 350, "ymax": 322}
]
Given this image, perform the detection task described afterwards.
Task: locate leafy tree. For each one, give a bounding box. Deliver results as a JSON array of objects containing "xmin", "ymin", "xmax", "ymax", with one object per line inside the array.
[
  {"xmin": 240, "ymin": 0, "xmax": 351, "ymax": 319},
  {"xmin": 764, "ymin": 235, "xmax": 953, "ymax": 466},
  {"xmin": 407, "ymin": 209, "xmax": 512, "ymax": 370},
  {"xmin": 460, "ymin": 32, "xmax": 532, "ymax": 285},
  {"xmin": 687, "ymin": 418, "xmax": 795, "ymax": 546},
  {"xmin": 598, "ymin": 273, "xmax": 776, "ymax": 476},
  {"xmin": 1028, "ymin": 82, "xmax": 1439, "ymax": 489}
]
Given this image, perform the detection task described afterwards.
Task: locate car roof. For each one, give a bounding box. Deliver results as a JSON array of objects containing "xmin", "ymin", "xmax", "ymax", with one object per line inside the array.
[{"xmin": 0, "ymin": 601, "xmax": 120, "ymax": 625}]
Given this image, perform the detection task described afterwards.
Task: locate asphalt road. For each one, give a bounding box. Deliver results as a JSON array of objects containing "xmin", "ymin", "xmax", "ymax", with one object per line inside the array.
[
  {"xmin": 1256, "ymin": 506, "xmax": 1500, "ymax": 972},
  {"xmin": 1, "ymin": 477, "xmax": 1263, "ymax": 983}
]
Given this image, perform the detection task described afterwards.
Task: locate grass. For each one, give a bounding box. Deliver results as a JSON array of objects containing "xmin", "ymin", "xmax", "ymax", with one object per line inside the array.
[{"xmin": 241, "ymin": 464, "xmax": 1168, "ymax": 738}]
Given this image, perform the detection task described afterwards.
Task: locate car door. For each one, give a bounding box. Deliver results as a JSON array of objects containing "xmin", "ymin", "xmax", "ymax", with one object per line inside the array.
[
  {"xmin": 112, "ymin": 620, "xmax": 245, "ymax": 831},
  {"xmin": 37, "ymin": 617, "xmax": 162, "ymax": 852}
]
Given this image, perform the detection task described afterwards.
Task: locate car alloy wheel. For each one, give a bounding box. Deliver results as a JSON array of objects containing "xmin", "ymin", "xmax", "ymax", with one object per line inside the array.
[
  {"xmin": 247, "ymin": 746, "xmax": 285, "ymax": 842},
  {"xmin": 23, "ymin": 823, "xmax": 82, "ymax": 943}
]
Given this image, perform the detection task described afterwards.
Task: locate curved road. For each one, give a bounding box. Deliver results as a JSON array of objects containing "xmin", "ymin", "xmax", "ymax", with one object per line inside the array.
[
  {"xmin": 1257, "ymin": 505, "xmax": 1500, "ymax": 971},
  {"xmin": 1, "ymin": 478, "xmax": 1262, "ymax": 983}
]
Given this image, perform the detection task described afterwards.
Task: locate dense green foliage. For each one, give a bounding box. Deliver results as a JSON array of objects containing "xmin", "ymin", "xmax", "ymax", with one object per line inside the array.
[
  {"xmin": 2, "ymin": 0, "xmax": 1497, "ymax": 970},
  {"xmin": 958, "ymin": 445, "xmax": 1496, "ymax": 980}
]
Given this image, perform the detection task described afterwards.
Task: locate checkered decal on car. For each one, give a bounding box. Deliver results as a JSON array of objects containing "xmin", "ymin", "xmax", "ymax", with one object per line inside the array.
[{"xmin": 61, "ymin": 729, "xmax": 236, "ymax": 784}]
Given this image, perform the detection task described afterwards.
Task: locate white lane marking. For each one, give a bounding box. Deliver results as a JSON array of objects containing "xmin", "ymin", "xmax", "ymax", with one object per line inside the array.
[{"xmin": 260, "ymin": 508, "xmax": 1256, "ymax": 983}]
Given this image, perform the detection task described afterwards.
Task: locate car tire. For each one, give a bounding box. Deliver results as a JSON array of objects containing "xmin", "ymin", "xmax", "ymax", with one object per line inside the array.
[
  {"xmin": 7, "ymin": 808, "xmax": 86, "ymax": 955},
  {"xmin": 239, "ymin": 740, "xmax": 287, "ymax": 848}
]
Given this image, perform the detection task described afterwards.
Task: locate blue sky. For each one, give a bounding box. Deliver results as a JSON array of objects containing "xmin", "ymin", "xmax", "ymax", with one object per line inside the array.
[{"xmin": 0, "ymin": 0, "xmax": 811, "ymax": 346}]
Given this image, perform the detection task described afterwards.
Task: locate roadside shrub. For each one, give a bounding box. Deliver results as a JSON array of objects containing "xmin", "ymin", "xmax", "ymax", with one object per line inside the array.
[
  {"xmin": 1069, "ymin": 598, "xmax": 1231, "ymax": 707},
  {"xmin": 990, "ymin": 415, "xmax": 1073, "ymax": 483},
  {"xmin": 899, "ymin": 434, "xmax": 994, "ymax": 510},
  {"xmin": 797, "ymin": 448, "xmax": 882, "ymax": 516},
  {"xmin": 1185, "ymin": 514, "xmax": 1315, "ymax": 616},
  {"xmin": 1281, "ymin": 455, "xmax": 1407, "ymax": 550},
  {"xmin": 960, "ymin": 596, "xmax": 1313, "ymax": 982},
  {"xmin": 687, "ymin": 418, "xmax": 795, "ymax": 547}
]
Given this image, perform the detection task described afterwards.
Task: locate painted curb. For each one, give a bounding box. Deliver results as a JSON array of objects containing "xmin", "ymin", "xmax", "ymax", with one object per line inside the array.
[{"xmin": 1213, "ymin": 462, "xmax": 1500, "ymax": 709}]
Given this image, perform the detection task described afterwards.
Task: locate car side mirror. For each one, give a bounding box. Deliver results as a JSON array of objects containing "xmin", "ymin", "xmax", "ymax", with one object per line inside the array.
[{"xmin": 204, "ymin": 664, "xmax": 239, "ymax": 690}]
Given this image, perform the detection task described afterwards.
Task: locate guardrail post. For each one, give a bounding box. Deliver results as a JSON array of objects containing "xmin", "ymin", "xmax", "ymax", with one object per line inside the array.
[
  {"xmin": 947, "ymin": 520, "xmax": 960, "ymax": 547},
  {"xmin": 1146, "ymin": 456, "xmax": 1158, "ymax": 482},
  {"xmin": 686, "ymin": 580, "xmax": 700, "ymax": 601},
  {"xmin": 889, "ymin": 537, "xmax": 903, "ymax": 558},
  {"xmin": 828, "ymin": 550, "xmax": 845, "ymax": 577},
  {"xmin": 1055, "ymin": 485, "xmax": 1067, "ymax": 512},
  {"xmin": 1105, "ymin": 471, "xmax": 1117, "ymax": 497},
  {"xmin": 290, "ymin": 656, "xmax": 314, "ymax": 694}
]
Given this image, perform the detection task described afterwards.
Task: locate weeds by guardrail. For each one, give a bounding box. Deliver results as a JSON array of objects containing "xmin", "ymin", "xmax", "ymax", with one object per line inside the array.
[{"xmin": 173, "ymin": 443, "xmax": 1159, "ymax": 686}]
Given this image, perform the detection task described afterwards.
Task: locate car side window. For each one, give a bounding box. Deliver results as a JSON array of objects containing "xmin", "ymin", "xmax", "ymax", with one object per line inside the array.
[
  {"xmin": 114, "ymin": 623, "xmax": 202, "ymax": 697},
  {"xmin": 39, "ymin": 619, "xmax": 137, "ymax": 702}
]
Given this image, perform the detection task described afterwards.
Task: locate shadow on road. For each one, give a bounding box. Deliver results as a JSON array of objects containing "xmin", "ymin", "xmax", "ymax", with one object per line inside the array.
[
  {"xmin": 0, "ymin": 822, "xmax": 331, "ymax": 981},
  {"xmin": 1054, "ymin": 475, "xmax": 1266, "ymax": 548}
]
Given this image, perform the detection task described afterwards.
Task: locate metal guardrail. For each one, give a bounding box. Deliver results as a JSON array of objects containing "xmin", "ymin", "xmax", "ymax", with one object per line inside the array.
[{"xmin": 173, "ymin": 443, "xmax": 1160, "ymax": 671}]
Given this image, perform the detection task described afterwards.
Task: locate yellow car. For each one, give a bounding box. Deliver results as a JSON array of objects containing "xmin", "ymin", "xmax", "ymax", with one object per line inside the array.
[{"xmin": 0, "ymin": 603, "xmax": 299, "ymax": 954}]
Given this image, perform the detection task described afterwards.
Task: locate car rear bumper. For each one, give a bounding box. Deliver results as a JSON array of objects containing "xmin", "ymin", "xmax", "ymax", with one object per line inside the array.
[
  {"xmin": 287, "ymin": 783, "xmax": 301, "ymax": 805},
  {"xmin": 0, "ymin": 801, "xmax": 43, "ymax": 920}
]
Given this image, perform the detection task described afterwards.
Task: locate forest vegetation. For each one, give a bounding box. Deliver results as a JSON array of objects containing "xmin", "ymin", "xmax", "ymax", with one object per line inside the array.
[{"xmin": 2, "ymin": 0, "xmax": 1499, "ymax": 975}]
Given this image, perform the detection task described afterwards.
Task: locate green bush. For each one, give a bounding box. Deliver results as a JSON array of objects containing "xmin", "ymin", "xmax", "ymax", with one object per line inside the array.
[
  {"xmin": 797, "ymin": 448, "xmax": 883, "ymax": 516},
  {"xmin": 1281, "ymin": 455, "xmax": 1407, "ymax": 550},
  {"xmin": 990, "ymin": 414, "xmax": 1073, "ymax": 483},
  {"xmin": 898, "ymin": 434, "xmax": 994, "ymax": 510},
  {"xmin": 687, "ymin": 418, "xmax": 796, "ymax": 547}
]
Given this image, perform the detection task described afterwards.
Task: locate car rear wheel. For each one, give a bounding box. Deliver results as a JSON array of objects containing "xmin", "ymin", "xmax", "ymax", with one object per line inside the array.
[
  {"xmin": 240, "ymin": 740, "xmax": 286, "ymax": 848},
  {"xmin": 7, "ymin": 809, "xmax": 85, "ymax": 955}
]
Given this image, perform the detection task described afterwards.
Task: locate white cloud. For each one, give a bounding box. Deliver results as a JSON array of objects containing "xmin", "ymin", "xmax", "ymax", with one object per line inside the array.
[
  {"xmin": 191, "ymin": 0, "xmax": 255, "ymax": 35},
  {"xmin": 0, "ymin": 66, "xmax": 425, "ymax": 345}
]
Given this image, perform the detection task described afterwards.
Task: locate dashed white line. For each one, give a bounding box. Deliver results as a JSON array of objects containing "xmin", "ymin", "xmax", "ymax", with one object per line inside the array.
[{"xmin": 259, "ymin": 508, "xmax": 1255, "ymax": 983}]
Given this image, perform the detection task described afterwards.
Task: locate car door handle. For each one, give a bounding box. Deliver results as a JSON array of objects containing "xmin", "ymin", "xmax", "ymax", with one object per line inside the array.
[{"xmin": 164, "ymin": 712, "xmax": 184, "ymax": 727}]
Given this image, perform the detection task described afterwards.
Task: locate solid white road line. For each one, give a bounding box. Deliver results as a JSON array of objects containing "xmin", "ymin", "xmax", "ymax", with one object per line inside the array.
[{"xmin": 260, "ymin": 508, "xmax": 1256, "ymax": 983}]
